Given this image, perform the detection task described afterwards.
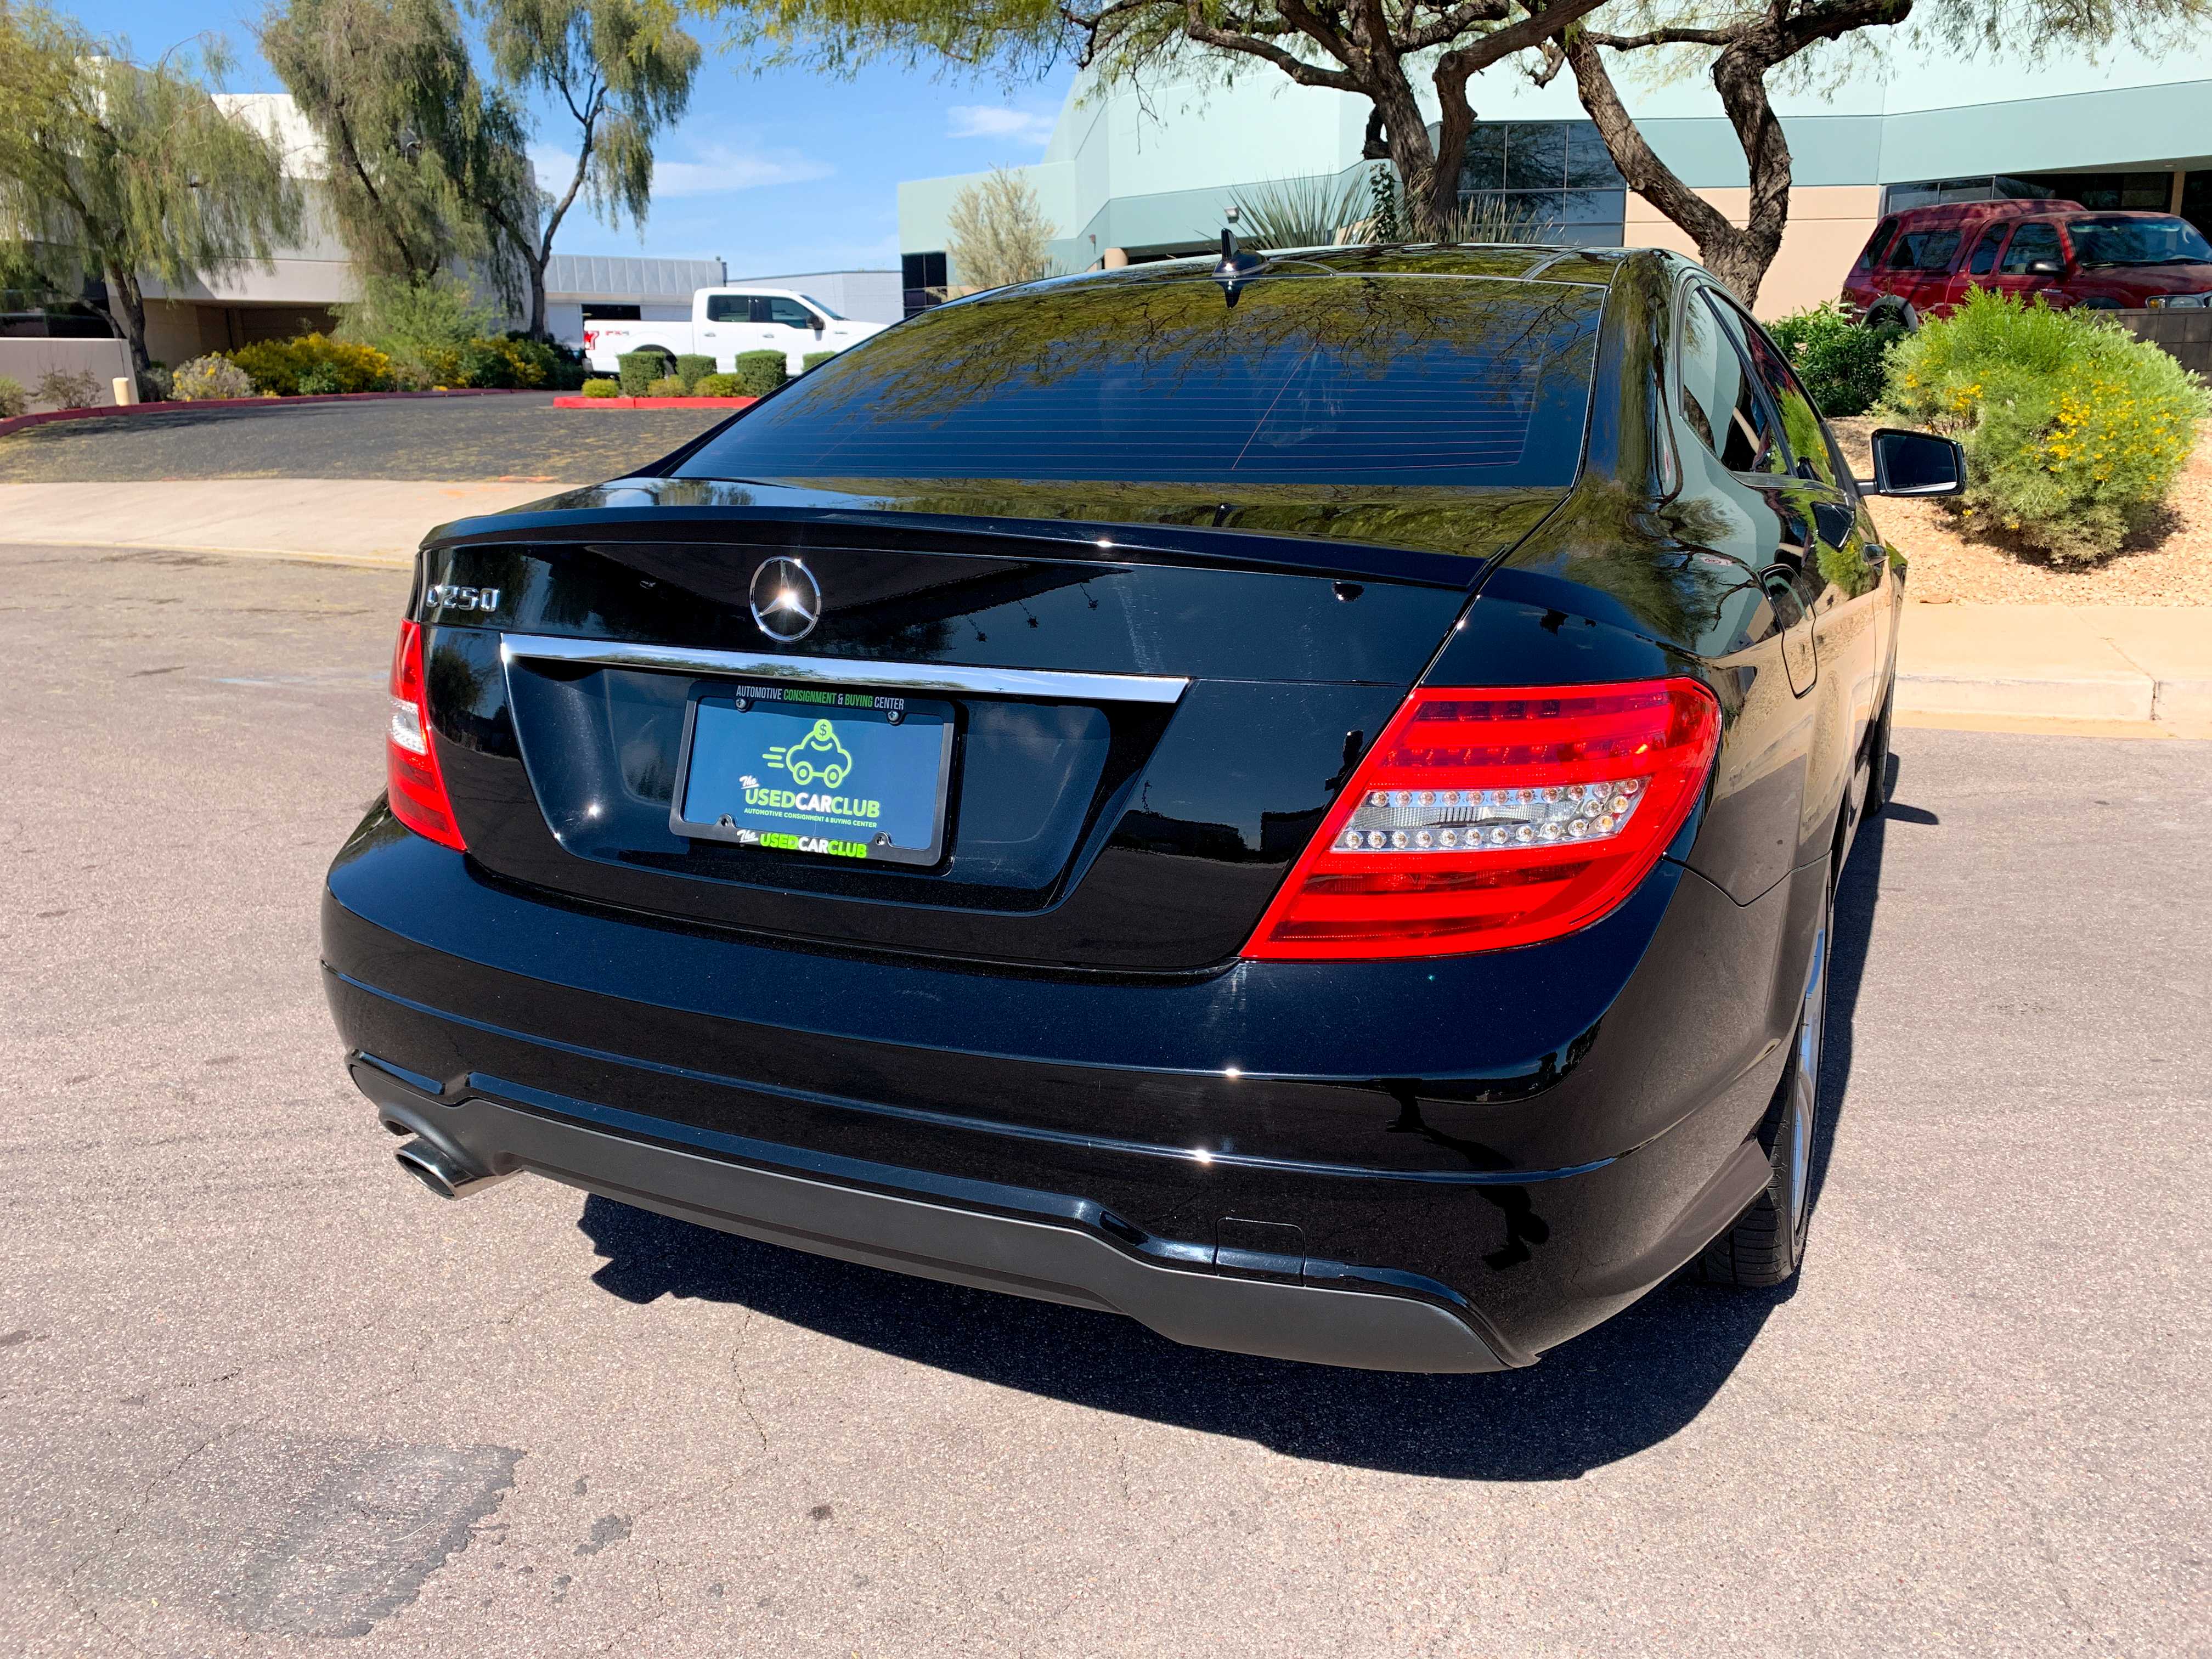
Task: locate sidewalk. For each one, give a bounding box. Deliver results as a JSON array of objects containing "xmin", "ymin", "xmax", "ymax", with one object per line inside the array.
[
  {"xmin": 2, "ymin": 479, "xmax": 2206, "ymax": 734},
  {"xmin": 1898, "ymin": 601, "xmax": 2211, "ymax": 726},
  {"xmin": 0, "ymin": 479, "xmax": 556, "ymax": 565}
]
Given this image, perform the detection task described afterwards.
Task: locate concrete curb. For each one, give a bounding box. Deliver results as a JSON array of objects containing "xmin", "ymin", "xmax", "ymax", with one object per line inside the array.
[
  {"xmin": 1895, "ymin": 601, "xmax": 2210, "ymax": 729},
  {"xmin": 1897, "ymin": 671, "xmax": 2154, "ymax": 723},
  {"xmin": 551, "ymin": 395, "xmax": 757, "ymax": 410},
  {"xmin": 0, "ymin": 387, "xmax": 540, "ymax": 440},
  {"xmin": 2154, "ymin": 678, "xmax": 2212, "ymax": 721}
]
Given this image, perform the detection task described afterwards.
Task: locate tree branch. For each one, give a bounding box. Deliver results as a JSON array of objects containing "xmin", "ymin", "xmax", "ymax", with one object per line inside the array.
[
  {"xmin": 1175, "ymin": 0, "xmax": 1366, "ymax": 91},
  {"xmin": 1400, "ymin": 0, "xmax": 1510, "ymax": 54},
  {"xmin": 1558, "ymin": 25, "xmax": 1736, "ymax": 253},
  {"xmin": 1582, "ymin": 26, "xmax": 1734, "ymax": 48}
]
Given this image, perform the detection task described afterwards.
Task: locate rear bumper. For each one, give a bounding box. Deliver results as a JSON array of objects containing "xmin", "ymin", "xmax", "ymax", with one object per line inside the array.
[
  {"xmin": 351, "ymin": 1051, "xmax": 1508, "ymax": 1373},
  {"xmin": 323, "ymin": 810, "xmax": 1814, "ymax": 1369}
]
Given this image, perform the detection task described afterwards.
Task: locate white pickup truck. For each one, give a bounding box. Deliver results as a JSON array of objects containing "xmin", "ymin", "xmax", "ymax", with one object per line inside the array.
[{"xmin": 582, "ymin": 286, "xmax": 891, "ymax": 377}]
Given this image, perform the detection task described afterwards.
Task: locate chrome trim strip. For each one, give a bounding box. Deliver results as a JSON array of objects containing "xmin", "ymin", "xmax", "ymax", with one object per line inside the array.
[{"xmin": 498, "ymin": 633, "xmax": 1189, "ymax": 704}]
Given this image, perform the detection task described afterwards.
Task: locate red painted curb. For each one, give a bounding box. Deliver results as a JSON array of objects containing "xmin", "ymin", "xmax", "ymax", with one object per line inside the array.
[
  {"xmin": 552, "ymin": 395, "xmax": 759, "ymax": 410},
  {"xmin": 0, "ymin": 386, "xmax": 541, "ymax": 440}
]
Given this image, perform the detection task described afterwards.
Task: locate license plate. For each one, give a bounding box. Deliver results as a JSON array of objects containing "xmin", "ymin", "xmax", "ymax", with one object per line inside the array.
[{"xmin": 670, "ymin": 683, "xmax": 954, "ymax": 865}]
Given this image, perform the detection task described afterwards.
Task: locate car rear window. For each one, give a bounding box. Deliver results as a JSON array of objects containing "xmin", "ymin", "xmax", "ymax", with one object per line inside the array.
[
  {"xmin": 673, "ymin": 274, "xmax": 1606, "ymax": 489},
  {"xmin": 1883, "ymin": 229, "xmax": 1961, "ymax": 272},
  {"xmin": 1853, "ymin": 218, "xmax": 1897, "ymax": 272}
]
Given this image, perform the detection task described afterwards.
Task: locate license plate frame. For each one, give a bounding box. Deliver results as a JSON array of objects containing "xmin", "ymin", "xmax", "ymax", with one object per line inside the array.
[{"xmin": 669, "ymin": 681, "xmax": 955, "ymax": 866}]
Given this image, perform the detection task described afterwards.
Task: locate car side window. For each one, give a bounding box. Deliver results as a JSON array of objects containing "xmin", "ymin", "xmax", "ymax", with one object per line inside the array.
[
  {"xmin": 704, "ymin": 294, "xmax": 747, "ymax": 323},
  {"xmin": 1678, "ymin": 287, "xmax": 1785, "ymax": 477},
  {"xmin": 1722, "ymin": 301, "xmax": 1848, "ymax": 488},
  {"xmin": 1884, "ymin": 229, "xmax": 1960, "ymax": 272},
  {"xmin": 766, "ymin": 298, "xmax": 816, "ymax": 329},
  {"xmin": 2000, "ymin": 222, "xmax": 2062, "ymax": 274},
  {"xmin": 1966, "ymin": 229, "xmax": 2004, "ymax": 276}
]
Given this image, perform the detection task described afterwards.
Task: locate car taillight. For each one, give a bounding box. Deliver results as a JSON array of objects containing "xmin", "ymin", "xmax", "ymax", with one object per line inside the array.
[
  {"xmin": 386, "ymin": 618, "xmax": 466, "ymax": 850},
  {"xmin": 1244, "ymin": 678, "xmax": 1720, "ymax": 961}
]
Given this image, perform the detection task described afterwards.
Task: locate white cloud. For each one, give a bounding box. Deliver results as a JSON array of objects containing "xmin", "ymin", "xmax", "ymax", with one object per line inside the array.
[
  {"xmin": 947, "ymin": 105, "xmax": 1056, "ymax": 145},
  {"xmin": 531, "ymin": 139, "xmax": 832, "ymax": 202}
]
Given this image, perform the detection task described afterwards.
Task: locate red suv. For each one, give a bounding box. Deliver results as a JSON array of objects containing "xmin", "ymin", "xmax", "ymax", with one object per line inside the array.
[{"xmin": 1842, "ymin": 200, "xmax": 2212, "ymax": 323}]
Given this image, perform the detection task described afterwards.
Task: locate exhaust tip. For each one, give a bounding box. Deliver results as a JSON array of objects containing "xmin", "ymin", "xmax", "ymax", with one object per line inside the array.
[{"xmin": 395, "ymin": 1138, "xmax": 475, "ymax": 1200}]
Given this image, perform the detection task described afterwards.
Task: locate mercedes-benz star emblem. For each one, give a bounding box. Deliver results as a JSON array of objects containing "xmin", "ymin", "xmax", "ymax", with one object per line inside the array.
[{"xmin": 749, "ymin": 556, "xmax": 821, "ymax": 643}]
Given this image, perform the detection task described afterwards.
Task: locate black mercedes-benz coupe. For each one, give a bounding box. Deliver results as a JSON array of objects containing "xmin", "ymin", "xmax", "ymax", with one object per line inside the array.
[{"xmin": 324, "ymin": 244, "xmax": 1962, "ymax": 1372}]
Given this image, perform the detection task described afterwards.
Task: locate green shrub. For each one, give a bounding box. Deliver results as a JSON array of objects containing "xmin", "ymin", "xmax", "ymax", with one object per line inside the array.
[
  {"xmin": 580, "ymin": 377, "xmax": 622, "ymax": 399},
  {"xmin": 801, "ymin": 350, "xmax": 838, "ymax": 374},
  {"xmin": 487, "ymin": 335, "xmax": 558, "ymax": 388},
  {"xmin": 0, "ymin": 375, "xmax": 25, "ymax": 418},
  {"xmin": 138, "ymin": 364, "xmax": 172, "ymax": 403},
  {"xmin": 645, "ymin": 374, "xmax": 687, "ymax": 397},
  {"xmin": 228, "ymin": 332, "xmax": 396, "ymax": 396},
  {"xmin": 35, "ymin": 368, "xmax": 101, "ymax": 410},
  {"xmin": 337, "ymin": 274, "xmax": 495, "ymax": 381},
  {"xmin": 617, "ymin": 350, "xmax": 667, "ymax": 397},
  {"xmin": 1765, "ymin": 301, "xmax": 1902, "ymax": 417},
  {"xmin": 172, "ymin": 354, "xmax": 256, "ymax": 400},
  {"xmin": 729, "ymin": 350, "xmax": 787, "ymax": 397},
  {"xmin": 674, "ymin": 353, "xmax": 715, "ymax": 392},
  {"xmin": 539, "ymin": 339, "xmax": 590, "ymax": 390},
  {"xmin": 1882, "ymin": 289, "xmax": 2210, "ymax": 560},
  {"xmin": 693, "ymin": 373, "xmax": 746, "ymax": 397}
]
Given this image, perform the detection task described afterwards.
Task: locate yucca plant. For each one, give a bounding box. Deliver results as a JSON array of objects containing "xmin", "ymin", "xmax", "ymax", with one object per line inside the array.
[
  {"xmin": 1440, "ymin": 192, "xmax": 1557, "ymax": 246},
  {"xmin": 1221, "ymin": 173, "xmax": 1373, "ymax": 251}
]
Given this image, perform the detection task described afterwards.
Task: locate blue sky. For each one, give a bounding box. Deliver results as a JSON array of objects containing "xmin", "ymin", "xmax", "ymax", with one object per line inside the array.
[{"xmin": 64, "ymin": 0, "xmax": 1074, "ymax": 275}]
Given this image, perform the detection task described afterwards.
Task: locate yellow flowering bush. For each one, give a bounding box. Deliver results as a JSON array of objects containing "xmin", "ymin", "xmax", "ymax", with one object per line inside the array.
[
  {"xmin": 1882, "ymin": 289, "xmax": 2208, "ymax": 561},
  {"xmin": 228, "ymin": 332, "xmax": 397, "ymax": 396}
]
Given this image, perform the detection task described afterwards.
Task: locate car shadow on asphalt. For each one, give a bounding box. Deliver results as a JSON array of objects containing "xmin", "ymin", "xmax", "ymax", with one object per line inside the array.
[{"xmin": 573, "ymin": 785, "xmax": 1896, "ymax": 1482}]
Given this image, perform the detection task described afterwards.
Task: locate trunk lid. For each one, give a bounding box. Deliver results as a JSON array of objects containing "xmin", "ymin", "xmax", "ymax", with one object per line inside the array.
[{"xmin": 420, "ymin": 496, "xmax": 1550, "ymax": 972}]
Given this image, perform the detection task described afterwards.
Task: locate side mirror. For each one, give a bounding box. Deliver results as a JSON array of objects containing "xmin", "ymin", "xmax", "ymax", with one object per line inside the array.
[
  {"xmin": 2026, "ymin": 258, "xmax": 2064, "ymax": 276},
  {"xmin": 810, "ymin": 315, "xmax": 825, "ymax": 332},
  {"xmin": 1858, "ymin": 427, "xmax": 1966, "ymax": 496}
]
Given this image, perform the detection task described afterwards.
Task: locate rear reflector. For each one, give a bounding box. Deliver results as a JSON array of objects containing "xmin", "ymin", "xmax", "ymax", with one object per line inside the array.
[
  {"xmin": 386, "ymin": 618, "xmax": 466, "ymax": 850},
  {"xmin": 1243, "ymin": 679, "xmax": 1719, "ymax": 960}
]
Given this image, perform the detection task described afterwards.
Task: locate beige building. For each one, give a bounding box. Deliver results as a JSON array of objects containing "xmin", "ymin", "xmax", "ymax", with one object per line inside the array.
[
  {"xmin": 120, "ymin": 94, "xmax": 721, "ymax": 366},
  {"xmin": 899, "ymin": 44, "xmax": 2212, "ymax": 317}
]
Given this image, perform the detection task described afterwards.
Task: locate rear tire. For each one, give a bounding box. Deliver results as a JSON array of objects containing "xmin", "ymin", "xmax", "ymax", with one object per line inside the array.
[
  {"xmin": 1866, "ymin": 297, "xmax": 1919, "ymax": 334},
  {"xmin": 1703, "ymin": 872, "xmax": 1831, "ymax": 1287},
  {"xmin": 1863, "ymin": 682, "xmax": 1895, "ymax": 816}
]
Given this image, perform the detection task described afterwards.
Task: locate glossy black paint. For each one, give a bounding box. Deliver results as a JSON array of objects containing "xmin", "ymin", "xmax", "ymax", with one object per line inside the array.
[{"xmin": 322, "ymin": 245, "xmax": 1898, "ymax": 1368}]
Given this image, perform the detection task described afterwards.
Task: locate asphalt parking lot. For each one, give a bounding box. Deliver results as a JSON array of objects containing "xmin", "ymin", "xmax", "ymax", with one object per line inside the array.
[
  {"xmin": 0, "ymin": 394, "xmax": 730, "ymax": 483},
  {"xmin": 4, "ymin": 540, "xmax": 2208, "ymax": 1657}
]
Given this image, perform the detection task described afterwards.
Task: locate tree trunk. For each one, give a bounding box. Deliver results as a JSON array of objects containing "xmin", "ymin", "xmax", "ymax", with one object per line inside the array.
[
  {"xmin": 526, "ymin": 251, "xmax": 549, "ymax": 342},
  {"xmin": 101, "ymin": 262, "xmax": 151, "ymax": 376},
  {"xmin": 1559, "ymin": 27, "xmax": 1786, "ymax": 307},
  {"xmin": 1705, "ymin": 37, "xmax": 1792, "ymax": 307}
]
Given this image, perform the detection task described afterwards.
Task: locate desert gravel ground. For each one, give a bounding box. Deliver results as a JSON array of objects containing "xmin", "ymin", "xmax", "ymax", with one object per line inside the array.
[
  {"xmin": 0, "ymin": 394, "xmax": 730, "ymax": 484},
  {"xmin": 1836, "ymin": 416, "xmax": 2212, "ymax": 606},
  {"xmin": 1, "ymin": 541, "xmax": 2207, "ymax": 1656}
]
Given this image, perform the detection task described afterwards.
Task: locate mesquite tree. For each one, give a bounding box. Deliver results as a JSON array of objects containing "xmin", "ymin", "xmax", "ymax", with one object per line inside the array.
[
  {"xmin": 710, "ymin": 0, "xmax": 1614, "ymax": 238},
  {"xmin": 1540, "ymin": 0, "xmax": 2212, "ymax": 304},
  {"xmin": 0, "ymin": 5, "xmax": 300, "ymax": 373}
]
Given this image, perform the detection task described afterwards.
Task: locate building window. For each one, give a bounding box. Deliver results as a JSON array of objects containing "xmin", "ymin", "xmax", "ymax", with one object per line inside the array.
[
  {"xmin": 1452, "ymin": 121, "xmax": 1626, "ymax": 247},
  {"xmin": 2020, "ymin": 171, "xmax": 2174, "ymax": 211},
  {"xmin": 901, "ymin": 251, "xmax": 947, "ymax": 318},
  {"xmin": 2185, "ymin": 171, "xmax": 2212, "ymax": 244},
  {"xmin": 580, "ymin": 303, "xmax": 641, "ymax": 322},
  {"xmin": 1883, "ymin": 172, "xmax": 2179, "ymax": 215}
]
